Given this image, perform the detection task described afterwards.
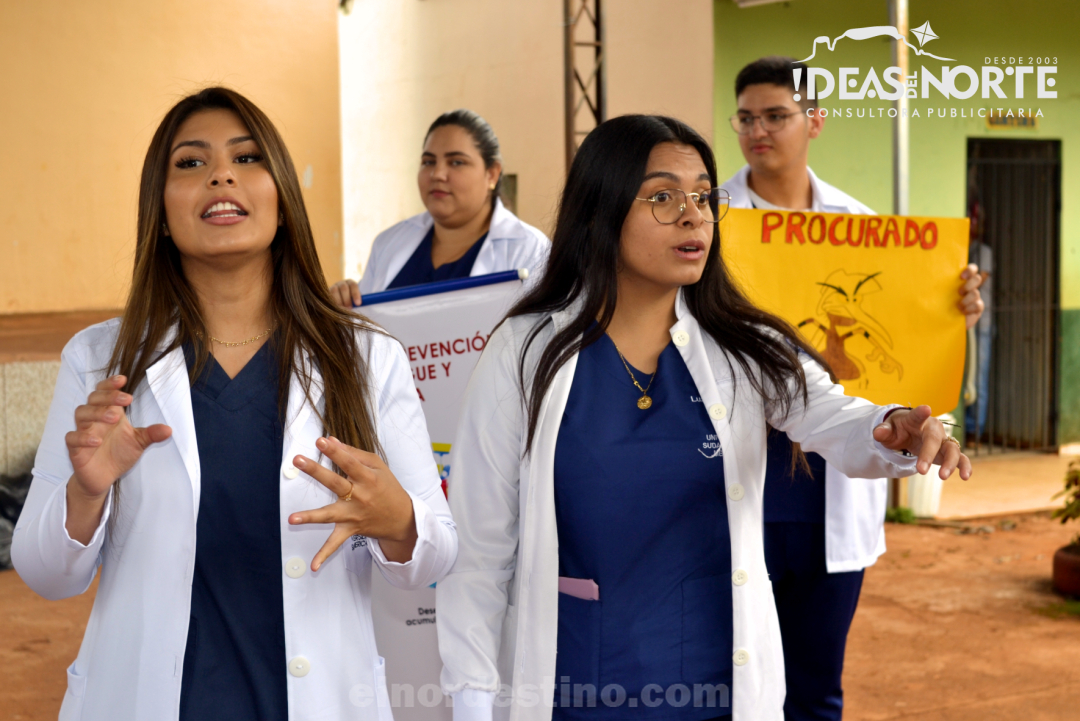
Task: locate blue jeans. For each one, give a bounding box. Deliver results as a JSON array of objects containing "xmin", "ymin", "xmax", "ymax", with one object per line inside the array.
[{"xmin": 965, "ymin": 323, "xmax": 992, "ymax": 434}]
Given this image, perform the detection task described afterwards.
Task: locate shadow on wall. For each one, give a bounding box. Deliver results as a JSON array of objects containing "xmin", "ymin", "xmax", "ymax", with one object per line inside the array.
[
  {"xmin": 0, "ymin": 360, "xmax": 61, "ymax": 570},
  {"xmin": 0, "ymin": 472, "xmax": 31, "ymax": 570},
  {"xmin": 1, "ymin": 360, "xmax": 61, "ymax": 474}
]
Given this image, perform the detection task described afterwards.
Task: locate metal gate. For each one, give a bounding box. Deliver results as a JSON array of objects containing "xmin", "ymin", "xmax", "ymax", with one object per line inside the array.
[{"xmin": 966, "ymin": 138, "xmax": 1061, "ymax": 453}]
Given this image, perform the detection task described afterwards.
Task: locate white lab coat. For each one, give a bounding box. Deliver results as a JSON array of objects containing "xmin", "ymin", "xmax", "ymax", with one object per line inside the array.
[
  {"xmin": 436, "ymin": 290, "xmax": 917, "ymax": 721},
  {"xmin": 359, "ymin": 198, "xmax": 550, "ymax": 295},
  {"xmin": 12, "ymin": 319, "xmax": 458, "ymax": 721},
  {"xmin": 721, "ymin": 164, "xmax": 884, "ymax": 573}
]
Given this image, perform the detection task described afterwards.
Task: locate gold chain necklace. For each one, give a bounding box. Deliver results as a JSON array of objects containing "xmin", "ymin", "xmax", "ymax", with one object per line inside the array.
[
  {"xmin": 209, "ymin": 327, "xmax": 274, "ymax": 348},
  {"xmin": 611, "ymin": 341, "xmax": 656, "ymax": 410}
]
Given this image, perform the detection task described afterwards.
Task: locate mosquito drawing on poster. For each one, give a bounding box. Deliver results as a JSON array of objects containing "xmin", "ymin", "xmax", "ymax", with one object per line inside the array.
[{"xmin": 797, "ymin": 269, "xmax": 903, "ymax": 388}]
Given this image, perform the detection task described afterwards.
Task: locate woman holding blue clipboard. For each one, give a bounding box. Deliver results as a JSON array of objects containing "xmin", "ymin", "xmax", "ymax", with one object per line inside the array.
[{"xmin": 329, "ymin": 109, "xmax": 549, "ymax": 308}]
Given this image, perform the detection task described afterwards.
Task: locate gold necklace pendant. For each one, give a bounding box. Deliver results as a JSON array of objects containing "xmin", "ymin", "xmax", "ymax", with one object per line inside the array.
[{"xmin": 611, "ymin": 338, "xmax": 656, "ymax": 410}]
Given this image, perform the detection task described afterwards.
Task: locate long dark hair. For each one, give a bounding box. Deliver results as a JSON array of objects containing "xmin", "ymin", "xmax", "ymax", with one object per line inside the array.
[
  {"xmin": 109, "ymin": 87, "xmax": 382, "ymax": 458},
  {"xmin": 507, "ymin": 114, "xmax": 827, "ymax": 452},
  {"xmin": 426, "ymin": 109, "xmax": 502, "ymax": 207}
]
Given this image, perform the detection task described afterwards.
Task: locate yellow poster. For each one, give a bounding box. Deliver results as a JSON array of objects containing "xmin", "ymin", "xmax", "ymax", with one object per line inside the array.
[{"xmin": 719, "ymin": 208, "xmax": 970, "ymax": 410}]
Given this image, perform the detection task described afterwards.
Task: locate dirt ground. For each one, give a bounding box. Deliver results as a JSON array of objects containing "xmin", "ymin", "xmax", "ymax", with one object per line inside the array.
[
  {"xmin": 2, "ymin": 514, "xmax": 1079, "ymax": 720},
  {"xmin": 1, "ymin": 569, "xmax": 96, "ymax": 719},
  {"xmin": 844, "ymin": 512, "xmax": 1080, "ymax": 720}
]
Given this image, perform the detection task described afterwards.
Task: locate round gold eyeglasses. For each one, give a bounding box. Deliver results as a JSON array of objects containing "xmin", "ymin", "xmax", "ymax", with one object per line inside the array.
[{"xmin": 634, "ymin": 188, "xmax": 731, "ymax": 225}]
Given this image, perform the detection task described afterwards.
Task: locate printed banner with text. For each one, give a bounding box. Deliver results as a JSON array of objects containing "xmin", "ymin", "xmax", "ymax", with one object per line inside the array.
[
  {"xmin": 360, "ymin": 277, "xmax": 523, "ymax": 721},
  {"xmin": 719, "ymin": 208, "xmax": 969, "ymax": 410}
]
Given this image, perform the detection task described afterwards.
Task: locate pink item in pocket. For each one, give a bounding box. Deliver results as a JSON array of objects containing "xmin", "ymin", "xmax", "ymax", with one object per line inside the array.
[{"xmin": 558, "ymin": 577, "xmax": 600, "ymax": 601}]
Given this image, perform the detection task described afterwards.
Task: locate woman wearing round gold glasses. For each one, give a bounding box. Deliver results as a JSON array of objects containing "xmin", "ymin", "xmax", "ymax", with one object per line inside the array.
[{"xmin": 436, "ymin": 114, "xmax": 969, "ymax": 721}]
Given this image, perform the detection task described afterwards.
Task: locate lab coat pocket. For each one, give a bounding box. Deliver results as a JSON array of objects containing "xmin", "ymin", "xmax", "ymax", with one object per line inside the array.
[
  {"xmin": 681, "ymin": 575, "xmax": 734, "ymax": 683},
  {"xmin": 59, "ymin": 661, "xmax": 87, "ymax": 721},
  {"xmin": 374, "ymin": 655, "xmax": 395, "ymax": 721},
  {"xmin": 554, "ymin": 593, "xmax": 601, "ymax": 690}
]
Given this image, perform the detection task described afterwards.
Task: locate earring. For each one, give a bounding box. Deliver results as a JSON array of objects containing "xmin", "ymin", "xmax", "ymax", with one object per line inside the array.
[
  {"xmin": 279, "ymin": 212, "xmax": 285, "ymax": 226},
  {"xmin": 161, "ymin": 222, "xmax": 170, "ymax": 237},
  {"xmin": 490, "ymin": 184, "xmax": 496, "ymax": 190}
]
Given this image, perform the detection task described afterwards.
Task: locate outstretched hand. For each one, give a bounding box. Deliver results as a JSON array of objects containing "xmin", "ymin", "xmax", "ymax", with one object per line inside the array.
[
  {"xmin": 872, "ymin": 405, "xmax": 972, "ymax": 480},
  {"xmin": 288, "ymin": 436, "xmax": 416, "ymax": 571}
]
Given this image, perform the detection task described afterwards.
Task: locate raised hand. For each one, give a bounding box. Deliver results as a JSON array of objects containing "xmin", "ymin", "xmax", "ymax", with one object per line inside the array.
[
  {"xmin": 288, "ymin": 436, "xmax": 417, "ymax": 571},
  {"xmin": 65, "ymin": 375, "xmax": 172, "ymax": 543},
  {"xmin": 329, "ymin": 279, "xmax": 362, "ymax": 309},
  {"xmin": 872, "ymin": 405, "xmax": 972, "ymax": 480},
  {"xmin": 959, "ymin": 264, "xmax": 985, "ymax": 329}
]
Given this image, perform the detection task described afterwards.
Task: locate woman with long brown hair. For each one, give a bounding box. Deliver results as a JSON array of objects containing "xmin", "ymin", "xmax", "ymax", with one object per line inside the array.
[{"xmin": 12, "ymin": 87, "xmax": 456, "ymax": 721}]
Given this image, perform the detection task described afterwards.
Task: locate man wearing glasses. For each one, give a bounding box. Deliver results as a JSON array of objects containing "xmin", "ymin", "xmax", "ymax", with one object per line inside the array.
[
  {"xmin": 724, "ymin": 57, "xmax": 873, "ymax": 216},
  {"xmin": 720, "ymin": 56, "xmax": 984, "ymax": 721}
]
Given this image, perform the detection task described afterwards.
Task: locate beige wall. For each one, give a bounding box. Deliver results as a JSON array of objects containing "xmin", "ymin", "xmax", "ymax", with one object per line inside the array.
[
  {"xmin": 338, "ymin": 0, "xmax": 714, "ymax": 280},
  {"xmin": 0, "ymin": 1, "xmax": 343, "ymax": 315},
  {"xmin": 338, "ymin": 0, "xmax": 566, "ymax": 280},
  {"xmin": 606, "ymin": 0, "xmax": 714, "ymax": 143}
]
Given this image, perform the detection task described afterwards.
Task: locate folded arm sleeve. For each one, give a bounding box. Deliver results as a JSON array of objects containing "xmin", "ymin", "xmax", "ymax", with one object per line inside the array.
[
  {"xmin": 768, "ymin": 356, "xmax": 917, "ymax": 480},
  {"xmin": 11, "ymin": 339, "xmax": 113, "ymax": 600},
  {"xmin": 451, "ymin": 689, "xmax": 496, "ymax": 721},
  {"xmin": 366, "ymin": 334, "xmax": 458, "ymax": 589},
  {"xmin": 437, "ymin": 322, "xmax": 524, "ymax": 698}
]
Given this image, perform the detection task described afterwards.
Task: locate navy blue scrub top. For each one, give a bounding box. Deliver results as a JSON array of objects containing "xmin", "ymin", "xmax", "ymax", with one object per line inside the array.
[
  {"xmin": 385, "ymin": 226, "xmax": 488, "ymax": 290},
  {"xmin": 179, "ymin": 341, "xmax": 288, "ymax": 721},
  {"xmin": 553, "ymin": 335, "xmax": 733, "ymax": 720},
  {"xmin": 762, "ymin": 430, "xmax": 827, "ymax": 523}
]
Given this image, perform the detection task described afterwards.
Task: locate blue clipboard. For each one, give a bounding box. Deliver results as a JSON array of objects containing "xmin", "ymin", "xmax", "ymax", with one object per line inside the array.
[{"xmin": 357, "ymin": 269, "xmax": 529, "ymax": 307}]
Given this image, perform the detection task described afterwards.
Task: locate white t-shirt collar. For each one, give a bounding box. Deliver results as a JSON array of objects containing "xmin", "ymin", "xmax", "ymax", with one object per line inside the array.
[{"xmin": 746, "ymin": 184, "xmax": 814, "ymax": 212}]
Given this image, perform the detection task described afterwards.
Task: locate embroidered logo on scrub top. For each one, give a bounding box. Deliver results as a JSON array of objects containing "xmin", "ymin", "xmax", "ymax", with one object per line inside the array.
[
  {"xmin": 691, "ymin": 397, "xmax": 723, "ymax": 457},
  {"xmin": 699, "ymin": 433, "xmax": 723, "ymax": 459}
]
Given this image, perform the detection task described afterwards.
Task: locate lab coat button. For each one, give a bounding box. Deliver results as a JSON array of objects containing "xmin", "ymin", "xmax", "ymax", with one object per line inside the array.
[
  {"xmin": 732, "ymin": 569, "xmax": 749, "ymax": 586},
  {"xmin": 733, "ymin": 649, "xmax": 750, "ymax": 666},
  {"xmin": 288, "ymin": 656, "xmax": 311, "ymax": 677},
  {"xmin": 672, "ymin": 330, "xmax": 690, "ymax": 347},
  {"xmin": 727, "ymin": 483, "xmax": 745, "ymax": 501},
  {"xmin": 285, "ymin": 557, "xmax": 306, "ymax": 579},
  {"xmin": 708, "ymin": 403, "xmax": 727, "ymax": 420},
  {"xmin": 283, "ymin": 465, "xmax": 300, "ymax": 480}
]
